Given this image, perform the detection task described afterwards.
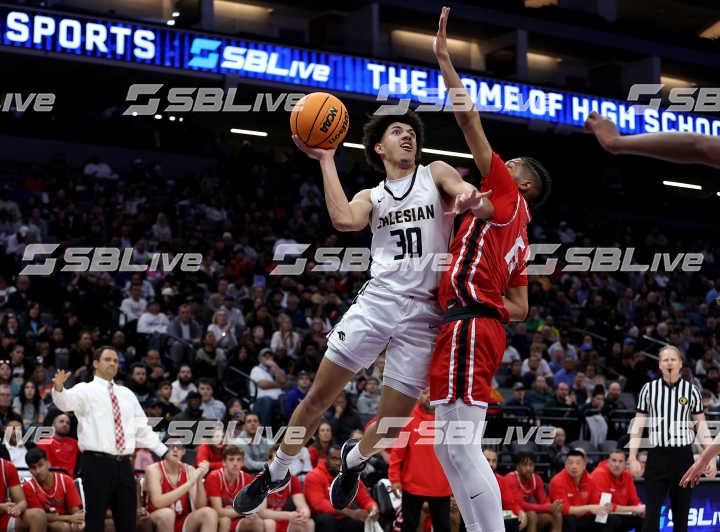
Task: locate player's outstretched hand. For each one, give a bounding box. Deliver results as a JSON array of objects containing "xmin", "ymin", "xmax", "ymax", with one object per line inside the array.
[
  {"xmin": 433, "ymin": 7, "xmax": 450, "ymax": 60},
  {"xmin": 445, "ymin": 189, "xmax": 492, "ymax": 216},
  {"xmin": 292, "ymin": 135, "xmax": 336, "ymax": 161},
  {"xmin": 584, "ymin": 111, "xmax": 620, "ymax": 153}
]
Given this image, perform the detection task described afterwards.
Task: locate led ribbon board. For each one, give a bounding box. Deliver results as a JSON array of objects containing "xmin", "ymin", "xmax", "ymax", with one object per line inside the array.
[{"xmin": 1, "ymin": 6, "xmax": 718, "ymax": 136}]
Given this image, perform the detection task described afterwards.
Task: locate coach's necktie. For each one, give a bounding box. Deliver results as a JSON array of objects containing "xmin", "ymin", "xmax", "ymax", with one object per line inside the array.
[{"xmin": 109, "ymin": 382, "xmax": 126, "ymax": 454}]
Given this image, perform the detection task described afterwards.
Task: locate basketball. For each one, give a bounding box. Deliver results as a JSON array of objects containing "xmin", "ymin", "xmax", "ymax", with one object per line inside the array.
[{"xmin": 290, "ymin": 92, "xmax": 349, "ymax": 149}]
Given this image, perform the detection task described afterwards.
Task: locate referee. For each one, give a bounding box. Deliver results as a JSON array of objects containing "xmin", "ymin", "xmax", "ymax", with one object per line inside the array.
[
  {"xmin": 52, "ymin": 346, "xmax": 168, "ymax": 532},
  {"xmin": 629, "ymin": 345, "xmax": 717, "ymax": 532}
]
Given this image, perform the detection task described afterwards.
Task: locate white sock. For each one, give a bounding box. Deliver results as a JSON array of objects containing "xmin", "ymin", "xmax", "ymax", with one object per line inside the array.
[
  {"xmin": 268, "ymin": 449, "xmax": 296, "ymax": 482},
  {"xmin": 345, "ymin": 443, "xmax": 370, "ymax": 469}
]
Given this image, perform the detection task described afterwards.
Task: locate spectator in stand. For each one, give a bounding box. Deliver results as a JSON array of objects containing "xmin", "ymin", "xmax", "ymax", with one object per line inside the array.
[
  {"xmin": 504, "ymin": 453, "xmax": 562, "ymax": 532},
  {"xmin": 547, "ymin": 428, "xmax": 570, "ymax": 475},
  {"xmin": 249, "ymin": 348, "xmax": 287, "ymax": 427},
  {"xmin": 137, "ymin": 300, "xmax": 169, "ymax": 337},
  {"xmin": 388, "ymin": 387, "xmax": 452, "ymax": 532},
  {"xmin": 127, "ymin": 363, "xmax": 152, "ymax": 404},
  {"xmin": 198, "ymin": 379, "xmax": 226, "ymax": 421},
  {"xmin": 263, "ymin": 444, "xmax": 315, "ymax": 532},
  {"xmin": 167, "ymin": 305, "xmax": 203, "ymax": 370},
  {"xmin": 323, "ymin": 391, "xmax": 363, "ymax": 444},
  {"xmin": 285, "ymin": 371, "xmax": 312, "ymax": 422},
  {"xmin": 527, "ymin": 376, "xmax": 553, "ymax": 408},
  {"xmin": 483, "ymin": 449, "xmax": 527, "ymax": 531},
  {"xmin": 521, "ymin": 344, "xmax": 553, "ymax": 380},
  {"xmin": 172, "ymin": 391, "xmax": 204, "ymax": 448},
  {"xmin": 589, "ymin": 449, "xmax": 645, "ymax": 532},
  {"xmin": 0, "ymin": 454, "xmax": 47, "ymax": 531},
  {"xmin": 4, "ymin": 420, "xmax": 29, "ymax": 479},
  {"xmin": 236, "ymin": 412, "xmax": 271, "ymax": 475},
  {"xmin": 170, "ymin": 364, "xmax": 197, "ymax": 408},
  {"xmin": 207, "ymin": 310, "xmax": 238, "ymax": 353},
  {"xmin": 304, "ymin": 444, "xmax": 378, "ymax": 532},
  {"xmin": 120, "ymin": 284, "xmax": 147, "ymax": 324},
  {"xmin": 356, "ymin": 376, "xmax": 381, "ymax": 416},
  {"xmin": 205, "ymin": 445, "xmax": 265, "ymax": 532},
  {"xmin": 145, "ymin": 441, "xmax": 217, "ymax": 532},
  {"xmin": 544, "ymin": 382, "xmax": 575, "ymax": 409},
  {"xmin": 195, "ymin": 332, "xmax": 227, "ymax": 382},
  {"xmin": 12, "ymin": 380, "xmax": 46, "ymax": 430},
  {"xmin": 155, "ymin": 380, "xmax": 180, "ymax": 430},
  {"xmin": 549, "ymin": 450, "xmax": 611, "ymax": 531},
  {"xmin": 36, "ymin": 413, "xmax": 79, "ymax": 477},
  {"xmin": 143, "ymin": 349, "xmax": 168, "ymax": 387},
  {"xmin": 548, "ymin": 346, "xmax": 564, "ymax": 375},
  {"xmin": 271, "ymin": 313, "xmax": 302, "ymax": 359},
  {"xmin": 553, "ymin": 356, "xmax": 577, "ymax": 389},
  {"xmin": 308, "ymin": 421, "xmax": 335, "ymax": 468},
  {"xmin": 23, "ymin": 447, "xmax": 85, "ymax": 530},
  {"xmin": 504, "ymin": 383, "xmax": 538, "ymax": 427},
  {"xmin": 0, "ymin": 384, "xmax": 22, "ymax": 426},
  {"xmin": 195, "ymin": 426, "xmax": 226, "ymax": 472}
]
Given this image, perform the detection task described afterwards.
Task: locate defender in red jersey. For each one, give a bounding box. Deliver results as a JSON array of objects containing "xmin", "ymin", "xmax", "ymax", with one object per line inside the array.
[
  {"xmin": 145, "ymin": 441, "xmax": 217, "ymax": 532},
  {"xmin": 0, "ymin": 457, "xmax": 47, "ymax": 532},
  {"xmin": 262, "ymin": 445, "xmax": 314, "ymax": 532},
  {"xmin": 431, "ymin": 8, "xmax": 552, "ymax": 532},
  {"xmin": 24, "ymin": 448, "xmax": 84, "ymax": 530},
  {"xmin": 205, "ymin": 446, "xmax": 264, "ymax": 532}
]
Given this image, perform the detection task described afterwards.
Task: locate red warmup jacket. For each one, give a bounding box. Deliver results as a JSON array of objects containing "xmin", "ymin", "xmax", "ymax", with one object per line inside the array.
[
  {"xmin": 549, "ymin": 469, "xmax": 600, "ymax": 516},
  {"xmin": 304, "ymin": 459, "xmax": 377, "ymax": 518},
  {"xmin": 194, "ymin": 444, "xmax": 224, "ymax": 471},
  {"xmin": 503, "ymin": 471, "xmax": 552, "ymax": 513},
  {"xmin": 388, "ymin": 404, "xmax": 451, "ymax": 498},
  {"xmin": 589, "ymin": 460, "xmax": 642, "ymax": 511},
  {"xmin": 495, "ymin": 473, "xmax": 522, "ymax": 515}
]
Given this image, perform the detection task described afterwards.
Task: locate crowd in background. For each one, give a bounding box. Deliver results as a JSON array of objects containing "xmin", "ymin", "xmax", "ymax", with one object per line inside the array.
[{"xmin": 0, "ymin": 143, "xmax": 718, "ymax": 531}]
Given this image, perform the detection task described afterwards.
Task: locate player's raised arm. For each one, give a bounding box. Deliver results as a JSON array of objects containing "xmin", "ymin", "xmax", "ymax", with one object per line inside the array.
[
  {"xmin": 585, "ymin": 111, "xmax": 720, "ymax": 168},
  {"xmin": 433, "ymin": 7, "xmax": 492, "ymax": 177},
  {"xmin": 292, "ymin": 135, "xmax": 373, "ymax": 231}
]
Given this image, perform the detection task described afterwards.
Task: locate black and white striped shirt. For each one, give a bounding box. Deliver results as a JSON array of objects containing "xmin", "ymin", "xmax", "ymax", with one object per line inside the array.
[{"xmin": 637, "ymin": 377, "xmax": 703, "ymax": 447}]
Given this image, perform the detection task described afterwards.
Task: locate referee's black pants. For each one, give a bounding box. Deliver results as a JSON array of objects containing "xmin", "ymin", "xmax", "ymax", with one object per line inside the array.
[
  {"xmin": 80, "ymin": 452, "xmax": 137, "ymax": 532},
  {"xmin": 642, "ymin": 445, "xmax": 694, "ymax": 532}
]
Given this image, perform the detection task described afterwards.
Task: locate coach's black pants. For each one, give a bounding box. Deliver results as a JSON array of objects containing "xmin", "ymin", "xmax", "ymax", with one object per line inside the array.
[
  {"xmin": 401, "ymin": 491, "xmax": 450, "ymax": 532},
  {"xmin": 606, "ymin": 514, "xmax": 645, "ymax": 532},
  {"xmin": 562, "ymin": 515, "xmax": 605, "ymax": 531},
  {"xmin": 642, "ymin": 445, "xmax": 694, "ymax": 532},
  {"xmin": 80, "ymin": 452, "xmax": 137, "ymax": 532}
]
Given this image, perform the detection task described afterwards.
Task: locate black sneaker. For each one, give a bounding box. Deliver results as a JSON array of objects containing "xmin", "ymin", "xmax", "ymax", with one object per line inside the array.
[
  {"xmin": 330, "ymin": 439, "xmax": 366, "ymax": 510},
  {"xmin": 233, "ymin": 464, "xmax": 290, "ymax": 515}
]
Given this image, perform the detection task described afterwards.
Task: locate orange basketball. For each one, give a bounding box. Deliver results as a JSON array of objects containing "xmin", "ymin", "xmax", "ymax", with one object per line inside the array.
[{"xmin": 290, "ymin": 92, "xmax": 349, "ymax": 149}]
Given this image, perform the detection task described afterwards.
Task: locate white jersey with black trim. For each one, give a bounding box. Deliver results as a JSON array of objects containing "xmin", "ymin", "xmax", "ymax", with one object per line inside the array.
[{"xmin": 368, "ymin": 164, "xmax": 454, "ymax": 298}]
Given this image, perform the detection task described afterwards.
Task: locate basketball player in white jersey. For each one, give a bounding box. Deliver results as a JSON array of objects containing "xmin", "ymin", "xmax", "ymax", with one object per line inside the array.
[{"xmin": 234, "ymin": 109, "xmax": 494, "ymax": 515}]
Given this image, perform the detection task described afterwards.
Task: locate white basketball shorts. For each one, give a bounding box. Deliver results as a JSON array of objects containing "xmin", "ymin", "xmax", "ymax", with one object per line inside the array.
[{"xmin": 325, "ymin": 282, "xmax": 442, "ymax": 398}]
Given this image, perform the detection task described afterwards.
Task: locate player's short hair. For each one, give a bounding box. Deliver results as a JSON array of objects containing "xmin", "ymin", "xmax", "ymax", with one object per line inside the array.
[
  {"xmin": 516, "ymin": 452, "xmax": 536, "ymax": 465},
  {"xmin": 222, "ymin": 445, "xmax": 245, "ymax": 460},
  {"xmin": 26, "ymin": 447, "xmax": 47, "ymax": 467},
  {"xmin": 566, "ymin": 449, "xmax": 586, "ymax": 461},
  {"xmin": 519, "ymin": 157, "xmax": 552, "ymax": 209},
  {"xmin": 362, "ymin": 109, "xmax": 425, "ymax": 173}
]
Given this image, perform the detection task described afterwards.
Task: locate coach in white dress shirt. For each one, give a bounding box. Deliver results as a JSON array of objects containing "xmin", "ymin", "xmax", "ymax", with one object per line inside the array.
[{"xmin": 52, "ymin": 346, "xmax": 168, "ymax": 532}]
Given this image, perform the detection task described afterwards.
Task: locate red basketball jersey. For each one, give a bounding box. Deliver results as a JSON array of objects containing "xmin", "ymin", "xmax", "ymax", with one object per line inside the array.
[
  {"xmin": 23, "ymin": 473, "xmax": 82, "ymax": 515},
  {"xmin": 204, "ymin": 468, "xmax": 253, "ymax": 508},
  {"xmin": 147, "ymin": 461, "xmax": 192, "ymax": 520},
  {"xmin": 438, "ymin": 152, "xmax": 530, "ymax": 313}
]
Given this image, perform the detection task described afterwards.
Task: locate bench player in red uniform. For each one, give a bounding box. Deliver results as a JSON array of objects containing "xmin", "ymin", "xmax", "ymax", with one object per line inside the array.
[
  {"xmin": 205, "ymin": 446, "xmax": 265, "ymax": 532},
  {"xmin": 23, "ymin": 448, "xmax": 84, "ymax": 531},
  {"xmin": 145, "ymin": 441, "xmax": 217, "ymax": 532},
  {"xmin": 0, "ymin": 456, "xmax": 47, "ymax": 532},
  {"xmin": 263, "ymin": 444, "xmax": 314, "ymax": 532},
  {"xmin": 430, "ymin": 8, "xmax": 551, "ymax": 532}
]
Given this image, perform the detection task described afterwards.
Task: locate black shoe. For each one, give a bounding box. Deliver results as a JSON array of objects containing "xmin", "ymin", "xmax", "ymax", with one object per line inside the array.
[
  {"xmin": 330, "ymin": 439, "xmax": 366, "ymax": 510},
  {"xmin": 233, "ymin": 464, "xmax": 290, "ymax": 515}
]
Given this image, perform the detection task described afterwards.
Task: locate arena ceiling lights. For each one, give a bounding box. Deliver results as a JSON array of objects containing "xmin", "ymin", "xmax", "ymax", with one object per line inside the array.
[
  {"xmin": 230, "ymin": 128, "xmax": 268, "ymax": 137},
  {"xmin": 662, "ymin": 180, "xmax": 702, "ymax": 190},
  {"xmin": 342, "ymin": 142, "xmax": 473, "ymax": 160}
]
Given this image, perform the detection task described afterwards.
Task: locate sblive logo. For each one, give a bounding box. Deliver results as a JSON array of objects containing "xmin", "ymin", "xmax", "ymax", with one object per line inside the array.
[
  {"xmin": 628, "ymin": 84, "xmax": 720, "ymax": 112},
  {"xmin": 1, "ymin": 92, "xmax": 55, "ymax": 112},
  {"xmin": 186, "ymin": 38, "xmax": 330, "ymax": 81},
  {"xmin": 123, "ymin": 84, "xmax": 307, "ymax": 115},
  {"xmin": 19, "ymin": 244, "xmax": 203, "ymax": 275}
]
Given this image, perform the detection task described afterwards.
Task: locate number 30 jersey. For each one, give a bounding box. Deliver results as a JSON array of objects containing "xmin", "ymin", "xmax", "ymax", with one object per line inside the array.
[{"xmin": 369, "ymin": 164, "xmax": 454, "ymax": 298}]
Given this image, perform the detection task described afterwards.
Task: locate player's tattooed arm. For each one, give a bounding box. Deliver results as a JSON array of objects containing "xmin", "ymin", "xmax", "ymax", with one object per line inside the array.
[
  {"xmin": 433, "ymin": 7, "xmax": 493, "ymax": 177},
  {"xmin": 585, "ymin": 111, "xmax": 720, "ymax": 168}
]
